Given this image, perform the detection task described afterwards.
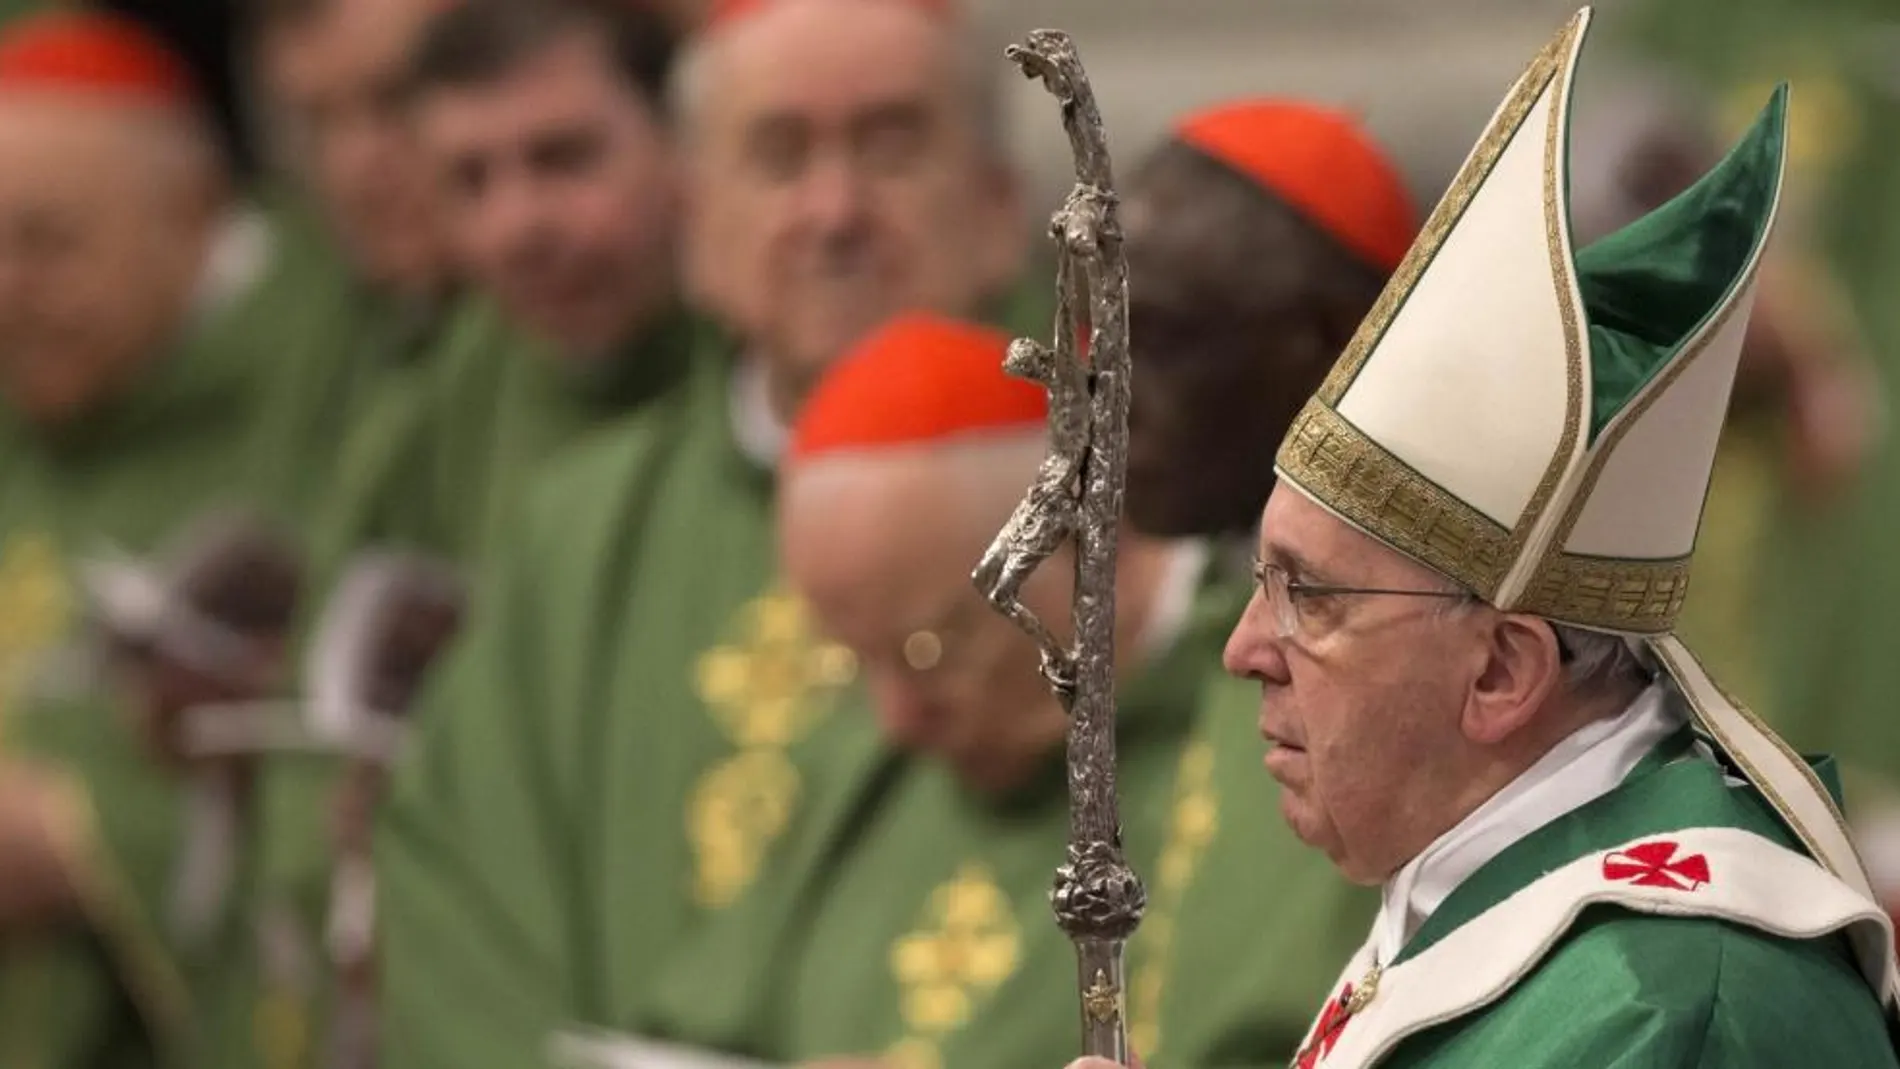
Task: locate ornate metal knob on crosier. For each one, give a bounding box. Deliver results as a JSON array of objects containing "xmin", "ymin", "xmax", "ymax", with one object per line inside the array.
[
  {"xmin": 1053, "ymin": 840, "xmax": 1147, "ymax": 941},
  {"xmin": 971, "ymin": 28, "xmax": 1141, "ymax": 1067}
]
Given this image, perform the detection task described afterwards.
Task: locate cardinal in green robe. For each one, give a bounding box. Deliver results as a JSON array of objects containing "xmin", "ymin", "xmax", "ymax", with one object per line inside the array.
[
  {"xmin": 1059, "ymin": 8, "xmax": 1896, "ymax": 1068},
  {"xmin": 241, "ymin": 0, "xmax": 478, "ymax": 543},
  {"xmin": 248, "ymin": 3, "xmax": 701, "ymax": 1057},
  {"xmin": 0, "ymin": 13, "xmax": 359, "ymax": 1068},
  {"xmin": 374, "ymin": 1, "xmax": 1046, "ymax": 1064},
  {"xmin": 605, "ymin": 311, "xmax": 1367, "ymax": 1069}
]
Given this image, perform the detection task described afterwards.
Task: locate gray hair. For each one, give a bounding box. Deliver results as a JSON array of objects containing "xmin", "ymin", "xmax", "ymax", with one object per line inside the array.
[
  {"xmin": 1550, "ymin": 623, "xmax": 1654, "ymax": 694},
  {"xmin": 667, "ymin": 0, "xmax": 1010, "ymax": 166},
  {"xmin": 1434, "ymin": 586, "xmax": 1653, "ymax": 694}
]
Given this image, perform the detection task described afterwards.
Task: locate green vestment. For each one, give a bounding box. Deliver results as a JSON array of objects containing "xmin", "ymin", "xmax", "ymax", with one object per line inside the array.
[
  {"xmin": 376, "ymin": 285, "xmax": 1053, "ymax": 1069},
  {"xmin": 349, "ymin": 300, "xmax": 702, "ymax": 569},
  {"xmin": 377, "ymin": 347, "xmax": 862, "ymax": 1069},
  {"xmin": 252, "ymin": 305, "xmax": 708, "ymax": 1069},
  {"xmin": 632, "ymin": 573, "xmax": 1370, "ymax": 1069},
  {"xmin": 235, "ymin": 190, "xmax": 458, "ymax": 548},
  {"xmin": 0, "ymin": 236, "xmax": 280, "ymax": 1069},
  {"xmin": 1335, "ymin": 734, "xmax": 1895, "ymax": 1068}
]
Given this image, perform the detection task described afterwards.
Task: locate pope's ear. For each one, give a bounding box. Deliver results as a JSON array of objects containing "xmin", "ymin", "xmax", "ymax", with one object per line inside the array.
[{"xmin": 1462, "ymin": 613, "xmax": 1564, "ymax": 746}]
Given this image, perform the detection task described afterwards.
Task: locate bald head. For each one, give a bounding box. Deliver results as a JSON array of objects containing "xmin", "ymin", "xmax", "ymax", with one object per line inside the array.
[
  {"xmin": 781, "ymin": 433, "xmax": 1067, "ymax": 791},
  {"xmin": 0, "ymin": 92, "xmax": 228, "ymax": 425},
  {"xmin": 675, "ymin": 0, "xmax": 1024, "ymax": 416},
  {"xmin": 782, "ymin": 435, "xmax": 1044, "ymax": 606}
]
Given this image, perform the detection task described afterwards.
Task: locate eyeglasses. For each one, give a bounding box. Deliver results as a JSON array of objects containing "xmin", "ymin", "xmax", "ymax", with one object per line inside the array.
[{"xmin": 1251, "ymin": 559, "xmax": 1471, "ymax": 640}]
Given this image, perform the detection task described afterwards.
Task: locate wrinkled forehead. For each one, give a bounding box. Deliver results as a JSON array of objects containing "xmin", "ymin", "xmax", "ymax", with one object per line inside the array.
[
  {"xmin": 705, "ymin": 0, "xmax": 957, "ymax": 138},
  {"xmin": 1257, "ymin": 482, "xmax": 1445, "ymax": 586},
  {"xmin": 0, "ymin": 97, "xmax": 177, "ymax": 199}
]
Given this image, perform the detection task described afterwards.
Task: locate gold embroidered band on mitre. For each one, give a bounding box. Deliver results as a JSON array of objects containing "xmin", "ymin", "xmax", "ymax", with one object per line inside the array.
[
  {"xmin": 1274, "ymin": 399, "xmax": 1514, "ymax": 599},
  {"xmin": 1275, "ymin": 399, "xmax": 1702, "ymax": 635}
]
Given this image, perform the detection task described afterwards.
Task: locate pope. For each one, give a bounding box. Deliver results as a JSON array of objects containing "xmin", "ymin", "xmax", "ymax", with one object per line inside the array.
[{"xmin": 1065, "ymin": 8, "xmax": 1897, "ymax": 1069}]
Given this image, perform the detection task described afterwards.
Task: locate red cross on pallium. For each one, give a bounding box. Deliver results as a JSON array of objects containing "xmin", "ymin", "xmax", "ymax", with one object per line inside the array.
[
  {"xmin": 1293, "ymin": 982, "xmax": 1356, "ymax": 1069},
  {"xmin": 1601, "ymin": 840, "xmax": 1712, "ymax": 891}
]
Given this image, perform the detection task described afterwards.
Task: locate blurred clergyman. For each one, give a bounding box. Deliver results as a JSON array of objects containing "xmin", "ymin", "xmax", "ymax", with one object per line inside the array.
[
  {"xmin": 1122, "ymin": 99, "xmax": 1416, "ymax": 550},
  {"xmin": 620, "ymin": 313, "xmax": 1369, "ymax": 1069},
  {"xmin": 374, "ymin": 0, "xmax": 1047, "ymax": 1064},
  {"xmin": 379, "ymin": 0, "xmax": 704, "ymax": 567},
  {"xmin": 0, "ymin": 13, "xmax": 324, "ymax": 1067}
]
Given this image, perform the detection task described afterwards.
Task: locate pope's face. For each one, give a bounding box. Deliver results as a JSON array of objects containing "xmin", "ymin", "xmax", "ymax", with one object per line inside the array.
[
  {"xmin": 684, "ymin": 1, "xmax": 1023, "ymax": 399},
  {"xmin": 1223, "ymin": 487, "xmax": 1483, "ymax": 884}
]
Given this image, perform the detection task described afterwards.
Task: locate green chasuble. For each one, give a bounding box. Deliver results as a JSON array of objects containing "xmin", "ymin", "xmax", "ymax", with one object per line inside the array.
[
  {"xmin": 0, "ymin": 241, "xmax": 279, "ymax": 1069},
  {"xmin": 376, "ymin": 285, "xmax": 1054, "ymax": 1069},
  {"xmin": 1335, "ymin": 733, "xmax": 1894, "ymax": 1068},
  {"xmin": 234, "ymin": 189, "xmax": 459, "ymax": 543},
  {"xmin": 376, "ymin": 347, "xmax": 860, "ymax": 1069},
  {"xmin": 630, "ymin": 572, "xmax": 1369, "ymax": 1069},
  {"xmin": 248, "ymin": 304, "xmax": 707, "ymax": 1069},
  {"xmin": 371, "ymin": 299, "xmax": 702, "ymax": 569}
]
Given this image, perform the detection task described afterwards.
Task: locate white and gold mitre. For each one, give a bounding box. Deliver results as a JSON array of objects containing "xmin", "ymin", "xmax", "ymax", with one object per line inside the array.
[
  {"xmin": 1274, "ymin": 7, "xmax": 1900, "ymax": 1009},
  {"xmin": 1275, "ymin": 7, "xmax": 1784, "ymax": 636}
]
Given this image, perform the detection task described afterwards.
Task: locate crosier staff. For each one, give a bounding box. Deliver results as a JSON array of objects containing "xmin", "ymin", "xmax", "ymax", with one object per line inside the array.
[{"xmin": 972, "ymin": 28, "xmax": 1142, "ymax": 1066}]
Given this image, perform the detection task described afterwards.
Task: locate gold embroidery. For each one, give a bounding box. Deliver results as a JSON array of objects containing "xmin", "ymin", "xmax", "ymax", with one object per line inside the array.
[
  {"xmin": 0, "ymin": 533, "xmax": 72, "ymax": 730},
  {"xmin": 1286, "ymin": 16, "xmax": 1594, "ymax": 607},
  {"xmin": 1653, "ymin": 637, "xmax": 1860, "ymax": 894},
  {"xmin": 886, "ymin": 1036, "xmax": 943, "ymax": 1069},
  {"xmin": 1314, "ymin": 16, "xmax": 1578, "ymax": 405},
  {"xmin": 687, "ymin": 587, "xmax": 856, "ymax": 908},
  {"xmin": 1082, "ymin": 969, "xmax": 1121, "ymax": 1024},
  {"xmin": 695, "ymin": 593, "xmax": 856, "ymax": 749},
  {"xmin": 1275, "ymin": 401, "xmax": 1513, "ymax": 598},
  {"xmin": 1518, "ymin": 251, "xmax": 1766, "ymax": 632},
  {"xmin": 687, "ymin": 749, "xmax": 802, "ymax": 907},
  {"xmin": 1129, "ymin": 740, "xmax": 1219, "ymax": 1059},
  {"xmin": 253, "ymin": 991, "xmax": 308, "ymax": 1069},
  {"xmin": 1508, "ymin": 25, "xmax": 1588, "ymax": 595},
  {"xmin": 889, "ymin": 864, "xmax": 1021, "ymax": 1046},
  {"xmin": 1518, "ymin": 554, "xmax": 1691, "ymax": 633}
]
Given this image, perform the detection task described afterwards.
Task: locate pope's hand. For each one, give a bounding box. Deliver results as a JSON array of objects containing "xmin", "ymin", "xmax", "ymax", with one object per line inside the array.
[{"xmin": 1064, "ymin": 1056, "xmax": 1144, "ymax": 1069}]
